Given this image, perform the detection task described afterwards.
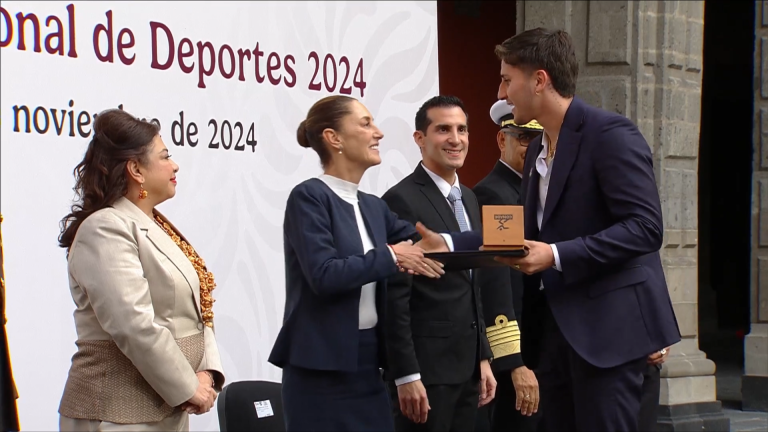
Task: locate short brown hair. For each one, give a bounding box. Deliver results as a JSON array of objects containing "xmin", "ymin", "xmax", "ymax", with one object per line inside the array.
[{"xmin": 495, "ymin": 28, "xmax": 579, "ymax": 98}]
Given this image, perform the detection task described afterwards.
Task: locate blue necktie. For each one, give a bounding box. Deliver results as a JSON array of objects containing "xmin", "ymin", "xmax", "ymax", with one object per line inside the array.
[
  {"xmin": 447, "ymin": 187, "xmax": 470, "ymax": 232},
  {"xmin": 448, "ymin": 186, "xmax": 472, "ymax": 279}
]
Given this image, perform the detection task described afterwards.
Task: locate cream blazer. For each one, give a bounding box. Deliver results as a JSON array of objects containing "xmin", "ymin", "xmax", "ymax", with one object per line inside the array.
[{"xmin": 59, "ymin": 197, "xmax": 225, "ymax": 424}]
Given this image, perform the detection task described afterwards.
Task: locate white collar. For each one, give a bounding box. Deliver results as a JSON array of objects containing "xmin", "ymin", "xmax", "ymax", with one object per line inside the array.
[
  {"xmin": 499, "ymin": 159, "xmax": 523, "ymax": 179},
  {"xmin": 421, "ymin": 163, "xmax": 458, "ymax": 199},
  {"xmin": 319, "ymin": 174, "xmax": 358, "ymax": 202},
  {"xmin": 537, "ymin": 132, "xmax": 549, "ymax": 159}
]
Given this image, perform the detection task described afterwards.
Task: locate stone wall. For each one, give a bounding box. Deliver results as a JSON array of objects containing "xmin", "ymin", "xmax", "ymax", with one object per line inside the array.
[{"xmin": 744, "ymin": 0, "xmax": 768, "ymax": 413}]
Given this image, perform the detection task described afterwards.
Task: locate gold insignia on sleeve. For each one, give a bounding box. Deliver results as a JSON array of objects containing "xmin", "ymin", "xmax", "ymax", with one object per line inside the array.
[{"xmin": 486, "ymin": 315, "xmax": 521, "ymax": 358}]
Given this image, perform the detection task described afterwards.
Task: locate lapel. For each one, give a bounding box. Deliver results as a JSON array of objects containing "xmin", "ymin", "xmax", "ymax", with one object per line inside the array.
[
  {"xmin": 414, "ymin": 164, "xmax": 461, "ymax": 232},
  {"xmin": 414, "ymin": 164, "xmax": 472, "ymax": 281},
  {"xmin": 541, "ymin": 98, "xmax": 585, "ymax": 229},
  {"xmin": 492, "ymin": 161, "xmax": 523, "ymax": 199},
  {"xmin": 459, "ymin": 184, "xmax": 480, "ymax": 282},
  {"xmin": 523, "ymin": 136, "xmax": 542, "ymax": 238},
  {"xmin": 358, "ymin": 195, "xmax": 388, "ymax": 313},
  {"xmin": 358, "ymin": 194, "xmax": 385, "ymax": 248},
  {"xmin": 460, "ymin": 184, "xmax": 481, "ymax": 230},
  {"xmin": 111, "ymin": 198, "xmax": 201, "ymax": 314}
]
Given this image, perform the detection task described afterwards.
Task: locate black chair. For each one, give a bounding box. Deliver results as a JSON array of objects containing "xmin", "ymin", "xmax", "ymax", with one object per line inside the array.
[{"xmin": 217, "ymin": 380, "xmax": 285, "ymax": 432}]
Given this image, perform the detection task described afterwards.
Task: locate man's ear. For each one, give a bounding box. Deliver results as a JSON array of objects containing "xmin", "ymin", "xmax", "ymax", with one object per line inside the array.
[
  {"xmin": 413, "ymin": 130, "xmax": 426, "ymax": 152},
  {"xmin": 497, "ymin": 130, "xmax": 507, "ymax": 153}
]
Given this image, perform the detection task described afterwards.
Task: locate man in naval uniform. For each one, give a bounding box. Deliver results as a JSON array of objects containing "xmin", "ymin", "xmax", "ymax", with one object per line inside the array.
[{"xmin": 473, "ymin": 100, "xmax": 543, "ymax": 432}]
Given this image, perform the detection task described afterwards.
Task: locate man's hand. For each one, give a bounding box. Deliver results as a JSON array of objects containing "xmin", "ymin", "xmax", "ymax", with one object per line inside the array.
[
  {"xmin": 391, "ymin": 240, "xmax": 444, "ymax": 278},
  {"xmin": 397, "ymin": 380, "xmax": 430, "ymax": 424},
  {"xmin": 511, "ymin": 366, "xmax": 539, "ymax": 416},
  {"xmin": 647, "ymin": 347, "xmax": 670, "ymax": 365},
  {"xmin": 495, "ymin": 240, "xmax": 554, "ymax": 275},
  {"xmin": 478, "ymin": 359, "xmax": 496, "ymax": 407},
  {"xmin": 414, "ymin": 222, "xmax": 449, "ymax": 253}
]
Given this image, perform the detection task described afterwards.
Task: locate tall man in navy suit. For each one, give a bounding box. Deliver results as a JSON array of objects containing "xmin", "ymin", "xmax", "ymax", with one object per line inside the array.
[{"xmin": 416, "ymin": 28, "xmax": 681, "ymax": 431}]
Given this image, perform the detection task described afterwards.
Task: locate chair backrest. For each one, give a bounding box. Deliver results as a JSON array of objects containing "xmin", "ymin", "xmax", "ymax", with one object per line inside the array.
[{"xmin": 217, "ymin": 380, "xmax": 285, "ymax": 432}]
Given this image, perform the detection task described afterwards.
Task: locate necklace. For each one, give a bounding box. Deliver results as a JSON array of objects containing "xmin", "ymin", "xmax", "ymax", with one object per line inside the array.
[
  {"xmin": 546, "ymin": 134, "xmax": 558, "ymax": 163},
  {"xmin": 153, "ymin": 215, "xmax": 216, "ymax": 328}
]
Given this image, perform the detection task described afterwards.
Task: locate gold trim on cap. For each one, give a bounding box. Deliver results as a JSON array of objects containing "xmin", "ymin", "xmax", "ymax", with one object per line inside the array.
[
  {"xmin": 501, "ymin": 118, "xmax": 544, "ymax": 131},
  {"xmin": 486, "ymin": 315, "xmax": 521, "ymax": 358}
]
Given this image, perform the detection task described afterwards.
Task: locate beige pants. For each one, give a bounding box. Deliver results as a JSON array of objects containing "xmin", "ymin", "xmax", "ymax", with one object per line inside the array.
[{"xmin": 59, "ymin": 412, "xmax": 188, "ymax": 432}]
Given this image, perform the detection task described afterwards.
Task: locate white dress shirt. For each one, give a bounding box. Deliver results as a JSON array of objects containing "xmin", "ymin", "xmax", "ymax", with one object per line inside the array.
[
  {"xmin": 395, "ymin": 164, "xmax": 472, "ymax": 387},
  {"xmin": 319, "ymin": 174, "xmax": 380, "ymax": 329},
  {"xmin": 536, "ymin": 133, "xmax": 563, "ymax": 290}
]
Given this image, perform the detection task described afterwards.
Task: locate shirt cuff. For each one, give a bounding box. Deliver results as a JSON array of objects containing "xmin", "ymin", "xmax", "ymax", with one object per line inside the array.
[
  {"xmin": 440, "ymin": 234, "xmax": 454, "ymax": 252},
  {"xmin": 550, "ymin": 244, "xmax": 562, "ymax": 271},
  {"xmin": 386, "ymin": 245, "xmax": 398, "ymax": 265},
  {"xmin": 395, "ymin": 373, "xmax": 421, "ymax": 386}
]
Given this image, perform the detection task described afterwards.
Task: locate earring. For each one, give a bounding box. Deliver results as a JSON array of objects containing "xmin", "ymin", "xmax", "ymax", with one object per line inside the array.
[
  {"xmin": 338, "ymin": 146, "xmax": 343, "ymax": 154},
  {"xmin": 139, "ymin": 183, "xmax": 148, "ymax": 199}
]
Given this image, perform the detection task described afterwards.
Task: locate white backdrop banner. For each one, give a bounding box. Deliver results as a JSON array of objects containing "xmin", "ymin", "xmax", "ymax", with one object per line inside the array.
[{"xmin": 0, "ymin": 1, "xmax": 438, "ymax": 429}]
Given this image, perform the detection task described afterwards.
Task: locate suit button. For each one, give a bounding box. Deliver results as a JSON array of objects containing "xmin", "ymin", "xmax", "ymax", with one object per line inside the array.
[
  {"xmin": 471, "ymin": 321, "xmax": 477, "ymax": 329},
  {"xmin": 197, "ymin": 323, "xmax": 203, "ymax": 330}
]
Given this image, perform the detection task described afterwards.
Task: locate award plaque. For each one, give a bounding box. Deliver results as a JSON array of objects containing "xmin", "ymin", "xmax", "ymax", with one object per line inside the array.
[
  {"xmin": 425, "ymin": 205, "xmax": 527, "ymax": 271},
  {"xmin": 481, "ymin": 205, "xmax": 525, "ymax": 251}
]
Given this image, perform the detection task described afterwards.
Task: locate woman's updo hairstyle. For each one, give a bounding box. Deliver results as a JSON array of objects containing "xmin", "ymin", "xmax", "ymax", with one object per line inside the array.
[
  {"xmin": 58, "ymin": 108, "xmax": 160, "ymax": 249},
  {"xmin": 297, "ymin": 95, "xmax": 356, "ymax": 167}
]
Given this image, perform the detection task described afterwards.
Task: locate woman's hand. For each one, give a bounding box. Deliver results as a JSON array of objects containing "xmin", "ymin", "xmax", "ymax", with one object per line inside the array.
[
  {"xmin": 392, "ymin": 240, "xmax": 444, "ymax": 278},
  {"xmin": 181, "ymin": 371, "xmax": 217, "ymax": 414}
]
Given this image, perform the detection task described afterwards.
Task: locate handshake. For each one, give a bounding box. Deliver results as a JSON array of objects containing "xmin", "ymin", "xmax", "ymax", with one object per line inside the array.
[
  {"xmin": 180, "ymin": 371, "xmax": 218, "ymax": 415},
  {"xmin": 391, "ymin": 222, "xmax": 450, "ymax": 279}
]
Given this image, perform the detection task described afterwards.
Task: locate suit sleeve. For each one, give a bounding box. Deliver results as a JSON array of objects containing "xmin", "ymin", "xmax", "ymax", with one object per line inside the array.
[
  {"xmin": 381, "ymin": 191, "xmax": 422, "ymax": 379},
  {"xmin": 554, "ymin": 116, "xmax": 664, "ymax": 285},
  {"xmin": 284, "ymin": 185, "xmax": 399, "ymax": 297},
  {"xmin": 473, "ymin": 183, "xmax": 507, "ymax": 207},
  {"xmin": 473, "ymin": 185, "xmax": 524, "ymax": 371},
  {"xmin": 198, "ymin": 326, "xmax": 225, "ymax": 391},
  {"xmin": 450, "ymin": 231, "xmax": 484, "ymax": 252},
  {"xmin": 69, "ymin": 213, "xmax": 199, "ymax": 407}
]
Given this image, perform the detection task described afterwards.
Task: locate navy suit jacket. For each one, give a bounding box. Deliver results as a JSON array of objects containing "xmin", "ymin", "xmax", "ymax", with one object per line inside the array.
[
  {"xmin": 268, "ymin": 178, "xmax": 416, "ymax": 372},
  {"xmin": 453, "ymin": 97, "xmax": 681, "ymax": 369}
]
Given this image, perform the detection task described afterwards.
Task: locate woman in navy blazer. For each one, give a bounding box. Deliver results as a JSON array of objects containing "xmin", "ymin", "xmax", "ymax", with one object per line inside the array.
[{"xmin": 268, "ymin": 95, "xmax": 445, "ymax": 432}]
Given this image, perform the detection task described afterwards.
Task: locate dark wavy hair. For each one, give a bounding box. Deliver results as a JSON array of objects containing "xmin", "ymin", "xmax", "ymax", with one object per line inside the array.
[{"xmin": 58, "ymin": 109, "xmax": 160, "ymax": 249}]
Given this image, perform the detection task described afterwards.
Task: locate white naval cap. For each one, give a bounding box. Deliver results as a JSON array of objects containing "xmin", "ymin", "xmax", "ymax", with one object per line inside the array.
[
  {"xmin": 490, "ymin": 99, "xmax": 514, "ymax": 126},
  {"xmin": 489, "ymin": 99, "xmax": 544, "ymax": 131}
]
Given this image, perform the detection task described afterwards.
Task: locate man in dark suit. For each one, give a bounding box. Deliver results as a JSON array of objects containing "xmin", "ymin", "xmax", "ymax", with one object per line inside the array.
[
  {"xmin": 382, "ymin": 95, "xmax": 496, "ymax": 432},
  {"xmin": 417, "ymin": 29, "xmax": 681, "ymax": 431},
  {"xmin": 473, "ymin": 100, "xmax": 543, "ymax": 432}
]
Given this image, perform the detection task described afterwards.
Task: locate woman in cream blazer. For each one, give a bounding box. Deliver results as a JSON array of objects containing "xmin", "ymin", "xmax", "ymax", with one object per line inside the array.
[{"xmin": 57, "ymin": 109, "xmax": 225, "ymax": 431}]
